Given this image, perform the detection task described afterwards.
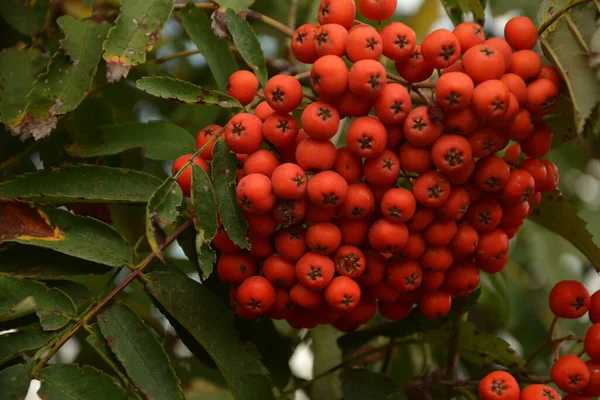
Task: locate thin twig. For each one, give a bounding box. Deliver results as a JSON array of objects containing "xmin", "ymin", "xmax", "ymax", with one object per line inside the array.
[
  {"xmin": 293, "ymin": 71, "xmax": 311, "ymax": 80},
  {"xmin": 537, "ymin": 0, "xmax": 592, "ymax": 34},
  {"xmin": 525, "ymin": 315, "xmax": 559, "ymax": 366},
  {"xmin": 285, "ymin": 0, "xmax": 298, "ymax": 60},
  {"xmin": 32, "ymin": 220, "xmax": 193, "ymax": 376},
  {"xmin": 246, "ymin": 10, "xmax": 295, "ymax": 37},
  {"xmin": 446, "ymin": 300, "xmax": 465, "ymax": 380}
]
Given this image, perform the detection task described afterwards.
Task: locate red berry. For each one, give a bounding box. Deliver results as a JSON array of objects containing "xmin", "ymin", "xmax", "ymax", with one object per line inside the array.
[
  {"xmin": 550, "ymin": 354, "xmax": 590, "ymax": 394},
  {"xmin": 549, "ymin": 280, "xmax": 591, "ymax": 319},
  {"xmin": 479, "ymin": 370, "xmax": 520, "ymax": 400}
]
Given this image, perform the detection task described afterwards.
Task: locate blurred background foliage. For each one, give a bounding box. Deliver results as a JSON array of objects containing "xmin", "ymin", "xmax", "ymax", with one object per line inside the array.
[{"xmin": 1, "ymin": 0, "xmax": 600, "ymax": 399}]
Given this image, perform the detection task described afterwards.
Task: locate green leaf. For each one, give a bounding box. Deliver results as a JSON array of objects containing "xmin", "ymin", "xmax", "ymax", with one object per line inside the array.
[
  {"xmin": 456, "ymin": 0, "xmax": 485, "ymax": 25},
  {"xmin": 342, "ymin": 370, "xmax": 406, "ymax": 400},
  {"xmin": 215, "ymin": 0, "xmax": 255, "ymax": 13},
  {"xmin": 0, "ymin": 0, "xmax": 49, "ymax": 36},
  {"xmin": 0, "ymin": 324, "xmax": 54, "ymax": 365},
  {"xmin": 196, "ymin": 235, "xmax": 217, "ymax": 278},
  {"xmin": 136, "ymin": 76, "xmax": 242, "ymax": 108},
  {"xmin": 98, "ymin": 303, "xmax": 183, "ymax": 400},
  {"xmin": 9, "ymin": 16, "xmax": 110, "ymax": 140},
  {"xmin": 51, "ymin": 281, "xmax": 92, "ymax": 314},
  {"xmin": 102, "ymin": 0, "xmax": 173, "ymax": 82},
  {"xmin": 0, "ymin": 47, "xmax": 46, "ymax": 126},
  {"xmin": 145, "ymin": 271, "xmax": 275, "ymax": 400},
  {"xmin": 440, "ymin": 0, "xmax": 464, "ymax": 26},
  {"xmin": 0, "ymin": 245, "xmax": 110, "ymax": 279},
  {"xmin": 312, "ymin": 325, "xmax": 343, "ymax": 399},
  {"xmin": 0, "ymin": 275, "xmax": 76, "ymax": 331},
  {"xmin": 529, "ymin": 190, "xmax": 600, "ymax": 272},
  {"xmin": 192, "ymin": 164, "xmax": 218, "ymax": 240},
  {"xmin": 546, "ymin": 95, "xmax": 587, "ymax": 148},
  {"xmin": 0, "ymin": 363, "xmax": 31, "ymax": 400},
  {"xmin": 542, "ymin": 8, "xmax": 600, "ymax": 134},
  {"xmin": 38, "ymin": 364, "xmax": 126, "ymax": 400},
  {"xmin": 66, "ymin": 122, "xmax": 195, "ymax": 160},
  {"xmin": 225, "ymin": 9, "xmax": 268, "ymax": 86},
  {"xmin": 146, "ymin": 178, "xmax": 184, "ymax": 262},
  {"xmin": 591, "ymin": 25, "xmax": 600, "ymax": 79},
  {"xmin": 0, "ymin": 165, "xmax": 163, "ymax": 204},
  {"xmin": 0, "ymin": 202, "xmax": 133, "ymax": 267},
  {"xmin": 211, "ymin": 140, "xmax": 249, "ymax": 249},
  {"xmin": 180, "ymin": 4, "xmax": 237, "ymax": 91},
  {"xmin": 423, "ymin": 321, "xmax": 527, "ymax": 372}
]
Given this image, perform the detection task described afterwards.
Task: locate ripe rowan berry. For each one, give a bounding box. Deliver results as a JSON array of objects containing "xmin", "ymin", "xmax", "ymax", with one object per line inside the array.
[
  {"xmin": 585, "ymin": 324, "xmax": 600, "ymax": 362},
  {"xmin": 305, "ymin": 203, "xmax": 338, "ymax": 223},
  {"xmin": 443, "ymin": 107, "xmax": 480, "ymax": 136},
  {"xmin": 247, "ymin": 231, "xmax": 275, "ymax": 258},
  {"xmin": 236, "ymin": 173, "xmax": 276, "ymax": 214},
  {"xmin": 506, "ymin": 109, "xmax": 534, "ymax": 141},
  {"xmin": 225, "ymin": 113, "xmax": 263, "ymax": 154},
  {"xmin": 274, "ymin": 226, "xmax": 306, "ymax": 261},
  {"xmin": 551, "ymin": 354, "xmax": 590, "ymax": 394},
  {"xmin": 484, "ymin": 37, "xmax": 512, "ymax": 69},
  {"xmin": 381, "ymin": 22, "xmax": 417, "ymax": 62},
  {"xmin": 378, "ymin": 298, "xmax": 413, "ymax": 320},
  {"xmin": 443, "ymin": 261, "xmax": 480, "ymax": 297},
  {"xmin": 538, "ymin": 66, "xmax": 562, "ymax": 90},
  {"xmin": 435, "ymin": 72, "xmax": 474, "ymax": 111},
  {"xmin": 243, "ymin": 149, "xmax": 280, "ymax": 178},
  {"xmin": 314, "ymin": 23, "xmax": 349, "ymax": 58},
  {"xmin": 348, "ymin": 59, "xmax": 387, "ymax": 98},
  {"xmin": 325, "ymin": 276, "xmax": 361, "ymax": 312},
  {"xmin": 527, "ymin": 78, "xmax": 558, "ymax": 116},
  {"xmin": 333, "ymin": 245, "xmax": 366, "ymax": 278},
  {"xmin": 395, "ymin": 45, "xmax": 434, "ymax": 83},
  {"xmin": 509, "ymin": 50, "xmax": 542, "ymax": 82},
  {"xmin": 520, "ymin": 159, "xmax": 548, "ymax": 190},
  {"xmin": 453, "ymin": 22, "xmax": 485, "ymax": 53},
  {"xmin": 449, "ymin": 224, "xmax": 479, "ymax": 259},
  {"xmin": 246, "ymin": 212, "xmax": 278, "ymax": 237},
  {"xmin": 171, "ymin": 154, "xmax": 209, "ymax": 197},
  {"xmin": 295, "ymin": 137, "xmax": 337, "ymax": 171},
  {"xmin": 478, "ymin": 370, "xmax": 520, "ymax": 400},
  {"xmin": 338, "ymin": 183, "xmax": 376, "ymax": 219},
  {"xmin": 590, "ymin": 291, "xmax": 600, "ymax": 324},
  {"xmin": 419, "ymin": 246, "xmax": 453, "ymax": 271},
  {"xmin": 472, "ymin": 80, "xmax": 510, "ymax": 120},
  {"xmin": 520, "ymin": 123, "xmax": 552, "ymax": 159},
  {"xmin": 424, "ymin": 219, "xmax": 458, "ymax": 246},
  {"xmin": 386, "ymin": 125, "xmax": 404, "ymax": 148},
  {"xmin": 386, "ymin": 259, "xmax": 423, "ymax": 292},
  {"xmin": 473, "ymin": 155, "xmax": 511, "ymax": 192},
  {"xmin": 501, "ymin": 201, "xmax": 530, "ymax": 229},
  {"xmin": 306, "ymin": 222, "xmax": 342, "ymax": 255},
  {"xmin": 538, "ymin": 160, "xmax": 560, "ymax": 193},
  {"xmin": 419, "ymin": 291, "xmax": 452, "ymax": 319},
  {"xmin": 500, "ymin": 73, "xmax": 528, "ymax": 107},
  {"xmin": 421, "ymin": 29, "xmax": 461, "ymax": 69},
  {"xmin": 264, "ymin": 75, "xmax": 303, "ymax": 113},
  {"xmin": 290, "ymin": 282, "xmax": 323, "ymax": 309},
  {"xmin": 254, "ymin": 101, "xmax": 275, "ymax": 121},
  {"xmin": 195, "ymin": 125, "xmax": 222, "ymax": 160},
  {"xmin": 339, "ymin": 217, "xmax": 370, "ymax": 246},
  {"xmin": 398, "ymin": 232, "xmax": 426, "ymax": 260},
  {"xmin": 345, "ymin": 295, "xmax": 377, "ymax": 325},
  {"xmin": 262, "ymin": 113, "xmax": 299, "ymax": 147},
  {"xmin": 237, "ymin": 276, "xmax": 276, "ymax": 315},
  {"xmin": 476, "ymin": 228, "xmax": 508, "ymax": 262},
  {"xmin": 227, "ymin": 70, "xmax": 259, "ymax": 106},
  {"xmin": 504, "ymin": 16, "xmax": 538, "ymax": 50},
  {"xmin": 422, "ymin": 269, "xmax": 445, "ymax": 291},
  {"xmin": 462, "ymin": 45, "xmax": 506, "ymax": 83},
  {"xmin": 357, "ymin": 0, "xmax": 397, "ymax": 20},
  {"xmin": 311, "ymin": 55, "xmax": 349, "ymax": 97},
  {"xmin": 467, "ymin": 197, "xmax": 503, "ymax": 232},
  {"xmin": 501, "ymin": 170, "xmax": 535, "ymax": 204},
  {"xmin": 363, "ymin": 149, "xmax": 401, "ymax": 185},
  {"xmin": 212, "ymin": 226, "xmax": 241, "ymax": 253},
  {"xmin": 318, "ymin": 0, "xmax": 356, "ymax": 29},
  {"xmin": 374, "ymin": 83, "xmax": 412, "ymax": 124},
  {"xmin": 355, "ymin": 250, "xmax": 386, "ymax": 287},
  {"xmin": 295, "ymin": 251, "xmax": 335, "ymax": 291},
  {"xmin": 265, "ymin": 288, "xmax": 293, "ymax": 320},
  {"xmin": 301, "ymin": 102, "xmax": 340, "ymax": 140},
  {"xmin": 346, "ymin": 116, "xmax": 388, "ymax": 158},
  {"xmin": 346, "ymin": 25, "xmax": 383, "ymax": 62},
  {"xmin": 550, "ymin": 280, "xmax": 591, "ymax": 319},
  {"xmin": 270, "ymin": 163, "xmax": 307, "ymax": 200},
  {"xmin": 406, "ymin": 205, "xmax": 436, "ymax": 231},
  {"xmin": 271, "ymin": 198, "xmax": 306, "ymax": 226},
  {"xmin": 412, "ymin": 171, "xmax": 452, "ymax": 208},
  {"xmin": 368, "ymin": 218, "xmax": 409, "ymax": 253},
  {"xmin": 404, "ymin": 106, "xmax": 443, "ymax": 147},
  {"xmin": 380, "ymin": 188, "xmax": 417, "ymax": 223},
  {"xmin": 431, "ymin": 134, "xmax": 473, "ymax": 175},
  {"xmin": 334, "ymin": 147, "xmax": 363, "ymax": 184},
  {"xmin": 582, "ymin": 360, "xmax": 600, "ymax": 396},
  {"xmin": 291, "ymin": 24, "xmax": 319, "ymax": 64},
  {"xmin": 437, "ymin": 186, "xmax": 470, "ymax": 221},
  {"xmin": 217, "ymin": 252, "xmax": 257, "ymax": 284},
  {"xmin": 307, "ymin": 171, "xmax": 349, "ymax": 209},
  {"xmin": 263, "ymin": 254, "xmax": 297, "ymax": 288},
  {"xmin": 399, "ymin": 143, "xmax": 433, "ymax": 173},
  {"xmin": 519, "ymin": 384, "xmax": 560, "ymax": 400},
  {"xmin": 334, "ymin": 89, "xmax": 377, "ymax": 117}
]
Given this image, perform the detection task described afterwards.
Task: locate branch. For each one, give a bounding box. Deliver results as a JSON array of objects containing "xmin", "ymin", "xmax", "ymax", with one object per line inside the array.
[
  {"xmin": 31, "ymin": 219, "xmax": 194, "ymax": 376},
  {"xmin": 525, "ymin": 315, "xmax": 558, "ymax": 366},
  {"xmin": 246, "ymin": 10, "xmax": 295, "ymax": 38},
  {"xmin": 537, "ymin": 0, "xmax": 592, "ymax": 34}
]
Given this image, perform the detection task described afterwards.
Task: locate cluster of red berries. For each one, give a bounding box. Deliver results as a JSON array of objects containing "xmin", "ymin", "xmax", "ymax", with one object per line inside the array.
[
  {"xmin": 479, "ymin": 283, "xmax": 600, "ymax": 400},
  {"xmin": 171, "ymin": 0, "xmax": 562, "ymax": 332}
]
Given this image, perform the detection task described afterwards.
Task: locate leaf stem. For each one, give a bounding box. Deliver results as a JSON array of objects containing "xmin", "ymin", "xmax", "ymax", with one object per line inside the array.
[
  {"xmin": 525, "ymin": 315, "xmax": 559, "ymax": 366},
  {"xmin": 293, "ymin": 71, "xmax": 311, "ymax": 80},
  {"xmin": 31, "ymin": 220, "xmax": 193, "ymax": 377},
  {"xmin": 0, "ymin": 142, "xmax": 39, "ymax": 175},
  {"xmin": 246, "ymin": 10, "xmax": 295, "ymax": 38},
  {"xmin": 537, "ymin": 0, "xmax": 592, "ymax": 34},
  {"xmin": 277, "ymin": 337, "xmax": 422, "ymax": 399}
]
